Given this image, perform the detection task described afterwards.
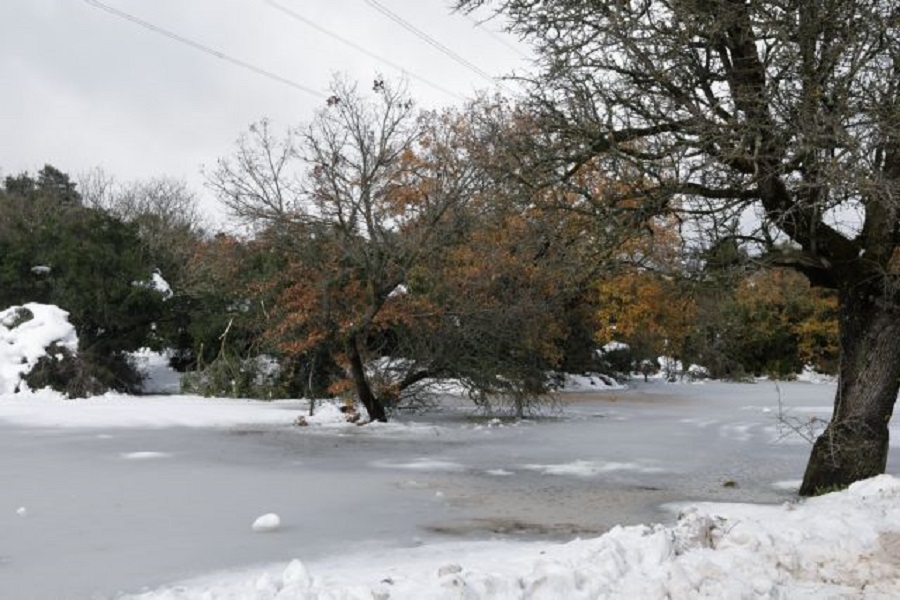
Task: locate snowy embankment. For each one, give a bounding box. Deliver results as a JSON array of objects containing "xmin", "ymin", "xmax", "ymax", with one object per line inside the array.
[
  {"xmin": 0, "ymin": 390, "xmax": 306, "ymax": 429},
  {"xmin": 123, "ymin": 476, "xmax": 900, "ymax": 599}
]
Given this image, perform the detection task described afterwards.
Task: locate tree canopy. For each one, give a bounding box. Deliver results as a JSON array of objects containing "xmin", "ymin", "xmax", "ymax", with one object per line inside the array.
[
  {"xmin": 457, "ymin": 0, "xmax": 900, "ymax": 494},
  {"xmin": 0, "ymin": 166, "xmax": 167, "ymax": 395}
]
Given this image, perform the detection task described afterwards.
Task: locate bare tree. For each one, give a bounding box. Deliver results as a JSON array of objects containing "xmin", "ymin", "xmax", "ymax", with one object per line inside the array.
[
  {"xmin": 208, "ymin": 78, "xmax": 478, "ymax": 421},
  {"xmin": 458, "ymin": 0, "xmax": 900, "ymax": 494},
  {"xmin": 78, "ymin": 169, "xmax": 206, "ymax": 285},
  {"xmin": 79, "ymin": 169, "xmax": 204, "ymax": 230},
  {"xmin": 204, "ymin": 120, "xmax": 304, "ymax": 230}
]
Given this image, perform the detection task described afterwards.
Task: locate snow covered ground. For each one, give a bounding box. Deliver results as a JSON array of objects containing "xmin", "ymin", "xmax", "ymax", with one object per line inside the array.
[{"xmin": 2, "ymin": 380, "xmax": 899, "ymax": 599}]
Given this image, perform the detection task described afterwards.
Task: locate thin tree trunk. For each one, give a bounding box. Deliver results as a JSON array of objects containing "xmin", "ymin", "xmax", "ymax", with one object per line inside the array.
[
  {"xmin": 800, "ymin": 287, "xmax": 900, "ymax": 496},
  {"xmin": 307, "ymin": 354, "xmax": 317, "ymax": 417},
  {"xmin": 346, "ymin": 334, "xmax": 387, "ymax": 423}
]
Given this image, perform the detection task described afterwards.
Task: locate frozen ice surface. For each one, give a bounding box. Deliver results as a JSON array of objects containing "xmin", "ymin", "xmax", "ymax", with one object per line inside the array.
[{"xmin": 0, "ymin": 379, "xmax": 898, "ymax": 599}]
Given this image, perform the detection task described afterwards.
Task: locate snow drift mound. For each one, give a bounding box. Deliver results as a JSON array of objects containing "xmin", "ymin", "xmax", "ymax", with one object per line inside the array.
[
  {"xmin": 122, "ymin": 475, "xmax": 900, "ymax": 599},
  {"xmin": 0, "ymin": 303, "xmax": 77, "ymax": 394}
]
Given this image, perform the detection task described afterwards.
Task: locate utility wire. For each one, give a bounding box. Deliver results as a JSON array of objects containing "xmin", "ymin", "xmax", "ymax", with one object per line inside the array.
[
  {"xmin": 462, "ymin": 12, "xmax": 530, "ymax": 60},
  {"xmin": 264, "ymin": 0, "xmax": 464, "ymax": 100},
  {"xmin": 82, "ymin": 0, "xmax": 326, "ymax": 98},
  {"xmin": 359, "ymin": 0, "xmax": 500, "ymax": 88}
]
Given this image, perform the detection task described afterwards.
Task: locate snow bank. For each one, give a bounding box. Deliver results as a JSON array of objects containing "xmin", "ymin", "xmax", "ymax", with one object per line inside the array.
[
  {"xmin": 121, "ymin": 475, "xmax": 900, "ymax": 599},
  {"xmin": 299, "ymin": 401, "xmax": 348, "ymax": 426},
  {"xmin": 0, "ymin": 303, "xmax": 77, "ymax": 394},
  {"xmin": 0, "ymin": 394, "xmax": 455, "ymax": 439},
  {"xmin": 0, "ymin": 392, "xmax": 306, "ymax": 429},
  {"xmin": 795, "ymin": 365, "xmax": 837, "ymax": 384},
  {"xmin": 294, "ymin": 401, "xmax": 458, "ymax": 439}
]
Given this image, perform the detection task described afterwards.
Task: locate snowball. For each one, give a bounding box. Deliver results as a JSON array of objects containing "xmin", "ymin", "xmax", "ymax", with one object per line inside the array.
[
  {"xmin": 251, "ymin": 513, "xmax": 281, "ymax": 533},
  {"xmin": 15, "ymin": 507, "xmax": 27, "ymax": 517}
]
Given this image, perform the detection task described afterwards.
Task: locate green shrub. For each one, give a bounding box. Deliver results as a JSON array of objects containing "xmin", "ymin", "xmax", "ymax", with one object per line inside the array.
[
  {"xmin": 1, "ymin": 166, "xmax": 167, "ymax": 397},
  {"xmin": 22, "ymin": 344, "xmax": 146, "ymax": 398}
]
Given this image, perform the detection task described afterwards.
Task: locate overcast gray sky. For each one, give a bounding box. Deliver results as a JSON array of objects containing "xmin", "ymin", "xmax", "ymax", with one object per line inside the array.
[{"xmin": 0, "ymin": 0, "xmax": 531, "ymax": 225}]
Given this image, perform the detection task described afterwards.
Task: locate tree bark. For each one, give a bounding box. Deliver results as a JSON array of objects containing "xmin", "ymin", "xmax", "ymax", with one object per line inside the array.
[
  {"xmin": 799, "ymin": 285, "xmax": 900, "ymax": 496},
  {"xmin": 346, "ymin": 334, "xmax": 388, "ymax": 422}
]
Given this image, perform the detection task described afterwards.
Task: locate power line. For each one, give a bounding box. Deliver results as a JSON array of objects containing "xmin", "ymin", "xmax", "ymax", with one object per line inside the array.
[
  {"xmin": 81, "ymin": 0, "xmax": 326, "ymax": 98},
  {"xmin": 359, "ymin": 0, "xmax": 500, "ymax": 88},
  {"xmin": 264, "ymin": 0, "xmax": 464, "ymax": 101},
  {"xmin": 462, "ymin": 13, "xmax": 530, "ymax": 61}
]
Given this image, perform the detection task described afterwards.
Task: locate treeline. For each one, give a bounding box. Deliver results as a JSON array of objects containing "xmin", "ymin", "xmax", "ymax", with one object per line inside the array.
[
  {"xmin": 0, "ymin": 82, "xmax": 837, "ymax": 418},
  {"xmin": 598, "ymin": 262, "xmax": 839, "ymax": 381}
]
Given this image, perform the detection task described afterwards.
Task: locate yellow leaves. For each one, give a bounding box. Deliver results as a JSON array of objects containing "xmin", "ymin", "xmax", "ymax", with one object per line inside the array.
[
  {"xmin": 595, "ymin": 270, "xmax": 697, "ymax": 357},
  {"xmin": 593, "ymin": 212, "xmax": 695, "ymax": 358},
  {"xmin": 735, "ymin": 268, "xmax": 839, "ymax": 373},
  {"xmin": 796, "ymin": 310, "xmax": 839, "ymax": 372}
]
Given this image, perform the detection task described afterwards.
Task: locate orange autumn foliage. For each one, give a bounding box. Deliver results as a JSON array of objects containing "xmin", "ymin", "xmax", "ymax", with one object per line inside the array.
[
  {"xmin": 595, "ymin": 271, "xmax": 697, "ymax": 360},
  {"xmin": 594, "ymin": 215, "xmax": 696, "ymax": 361}
]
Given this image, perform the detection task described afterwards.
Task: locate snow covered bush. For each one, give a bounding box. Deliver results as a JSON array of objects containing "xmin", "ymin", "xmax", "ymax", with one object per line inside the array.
[
  {"xmin": 180, "ymin": 354, "xmax": 284, "ymax": 399},
  {"xmin": 23, "ymin": 343, "xmax": 110, "ymax": 398},
  {"xmin": 1, "ymin": 167, "xmax": 168, "ymax": 396},
  {"xmin": 0, "ymin": 303, "xmax": 78, "ymax": 394}
]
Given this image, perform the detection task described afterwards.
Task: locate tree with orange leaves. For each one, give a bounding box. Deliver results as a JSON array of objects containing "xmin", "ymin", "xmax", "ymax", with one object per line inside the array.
[
  {"xmin": 209, "ymin": 78, "xmax": 478, "ymax": 421},
  {"xmin": 593, "ymin": 215, "xmax": 697, "ymax": 377},
  {"xmin": 209, "ymin": 86, "xmax": 614, "ymax": 419},
  {"xmin": 410, "ymin": 196, "xmax": 602, "ymax": 415}
]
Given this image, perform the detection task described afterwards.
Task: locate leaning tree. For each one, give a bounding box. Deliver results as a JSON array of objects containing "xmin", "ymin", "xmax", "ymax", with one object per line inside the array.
[{"xmin": 458, "ymin": 0, "xmax": 900, "ymax": 494}]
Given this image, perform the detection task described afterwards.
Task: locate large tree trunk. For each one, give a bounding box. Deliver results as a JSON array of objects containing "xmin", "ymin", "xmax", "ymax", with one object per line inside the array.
[
  {"xmin": 799, "ymin": 287, "xmax": 900, "ymax": 496},
  {"xmin": 346, "ymin": 334, "xmax": 388, "ymax": 423}
]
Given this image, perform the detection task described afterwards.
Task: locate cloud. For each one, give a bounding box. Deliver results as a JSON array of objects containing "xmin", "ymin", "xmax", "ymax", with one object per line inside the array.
[{"xmin": 1, "ymin": 0, "xmax": 529, "ymax": 226}]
